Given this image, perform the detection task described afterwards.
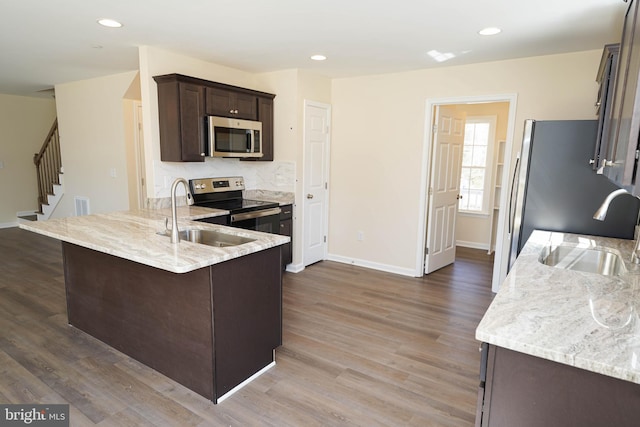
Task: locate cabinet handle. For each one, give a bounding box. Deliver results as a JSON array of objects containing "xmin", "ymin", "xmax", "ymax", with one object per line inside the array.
[
  {"xmin": 200, "ymin": 152, "xmax": 205, "ymax": 157},
  {"xmin": 307, "ymin": 194, "xmax": 314, "ymax": 199},
  {"xmin": 589, "ymin": 159, "xmax": 595, "ymax": 165}
]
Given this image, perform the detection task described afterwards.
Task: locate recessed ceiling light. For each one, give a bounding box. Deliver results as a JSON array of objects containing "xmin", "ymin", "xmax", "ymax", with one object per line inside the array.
[
  {"xmin": 97, "ymin": 18, "xmax": 123, "ymax": 28},
  {"xmin": 479, "ymin": 27, "xmax": 501, "ymax": 36},
  {"xmin": 310, "ymin": 54, "xmax": 327, "ymax": 61}
]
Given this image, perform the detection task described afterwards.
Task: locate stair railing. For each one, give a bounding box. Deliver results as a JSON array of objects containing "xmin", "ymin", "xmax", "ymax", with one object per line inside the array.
[{"xmin": 33, "ymin": 119, "xmax": 61, "ymax": 213}]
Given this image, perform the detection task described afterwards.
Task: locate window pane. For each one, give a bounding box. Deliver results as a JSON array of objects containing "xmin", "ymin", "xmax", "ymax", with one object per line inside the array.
[
  {"xmin": 470, "ymin": 168, "xmax": 485, "ymax": 190},
  {"xmin": 460, "ymin": 167, "xmax": 471, "ymax": 190},
  {"xmin": 474, "ymin": 123, "xmax": 490, "ymax": 145},
  {"xmin": 464, "ymin": 124, "xmax": 475, "ymax": 145},
  {"xmin": 471, "ymin": 146, "xmax": 487, "ymax": 167},
  {"xmin": 459, "ymin": 119, "xmax": 492, "ymax": 212},
  {"xmin": 462, "ymin": 146, "xmax": 473, "ymax": 167},
  {"xmin": 467, "ymin": 189, "xmax": 483, "ymax": 211}
]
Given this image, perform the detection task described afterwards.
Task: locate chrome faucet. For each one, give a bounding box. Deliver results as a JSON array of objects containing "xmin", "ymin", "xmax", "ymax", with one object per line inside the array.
[
  {"xmin": 593, "ymin": 188, "xmax": 640, "ymax": 264},
  {"xmin": 169, "ymin": 178, "xmax": 194, "ymax": 244}
]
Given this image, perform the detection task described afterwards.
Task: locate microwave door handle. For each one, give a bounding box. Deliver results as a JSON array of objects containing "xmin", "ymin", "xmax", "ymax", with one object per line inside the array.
[{"xmin": 246, "ymin": 131, "xmax": 252, "ymax": 153}]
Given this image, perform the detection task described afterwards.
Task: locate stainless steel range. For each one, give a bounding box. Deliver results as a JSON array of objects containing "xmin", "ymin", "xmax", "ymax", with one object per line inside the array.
[{"xmin": 189, "ymin": 176, "xmax": 281, "ymax": 233}]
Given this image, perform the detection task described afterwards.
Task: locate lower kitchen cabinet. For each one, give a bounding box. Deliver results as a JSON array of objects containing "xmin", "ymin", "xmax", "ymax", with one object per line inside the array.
[
  {"xmin": 476, "ymin": 344, "xmax": 640, "ymax": 427},
  {"xmin": 279, "ymin": 204, "xmax": 293, "ymax": 269},
  {"xmin": 62, "ymin": 242, "xmax": 282, "ymax": 403}
]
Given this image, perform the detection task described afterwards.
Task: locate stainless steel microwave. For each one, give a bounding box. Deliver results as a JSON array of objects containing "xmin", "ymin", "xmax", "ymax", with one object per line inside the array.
[{"xmin": 207, "ymin": 116, "xmax": 263, "ymax": 158}]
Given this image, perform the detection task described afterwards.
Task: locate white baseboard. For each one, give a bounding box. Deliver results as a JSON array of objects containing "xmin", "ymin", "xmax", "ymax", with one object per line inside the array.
[
  {"xmin": 326, "ymin": 253, "xmax": 417, "ymax": 277},
  {"xmin": 216, "ymin": 361, "xmax": 276, "ymax": 403},
  {"xmin": 285, "ymin": 262, "xmax": 305, "ymax": 273},
  {"xmin": 456, "ymin": 240, "xmax": 490, "ymax": 251},
  {"xmin": 0, "ymin": 222, "xmax": 18, "ymax": 229}
]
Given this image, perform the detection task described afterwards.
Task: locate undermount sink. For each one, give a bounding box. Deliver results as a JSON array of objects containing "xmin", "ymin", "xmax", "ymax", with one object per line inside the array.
[
  {"xmin": 158, "ymin": 229, "xmax": 256, "ymax": 247},
  {"xmin": 538, "ymin": 244, "xmax": 626, "ymax": 276}
]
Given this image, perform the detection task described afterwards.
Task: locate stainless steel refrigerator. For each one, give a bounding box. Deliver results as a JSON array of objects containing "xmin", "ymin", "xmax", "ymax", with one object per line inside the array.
[{"xmin": 508, "ymin": 119, "xmax": 640, "ymax": 271}]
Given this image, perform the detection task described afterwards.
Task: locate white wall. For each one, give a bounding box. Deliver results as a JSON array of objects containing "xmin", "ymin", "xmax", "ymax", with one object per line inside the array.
[
  {"xmin": 329, "ymin": 50, "xmax": 601, "ymax": 275},
  {"xmin": 54, "ymin": 71, "xmax": 138, "ymax": 217},
  {"xmin": 0, "ymin": 94, "xmax": 56, "ymax": 227}
]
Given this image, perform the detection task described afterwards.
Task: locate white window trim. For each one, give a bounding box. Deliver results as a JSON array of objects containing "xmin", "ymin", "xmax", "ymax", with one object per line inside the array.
[{"xmin": 459, "ymin": 115, "xmax": 497, "ymax": 215}]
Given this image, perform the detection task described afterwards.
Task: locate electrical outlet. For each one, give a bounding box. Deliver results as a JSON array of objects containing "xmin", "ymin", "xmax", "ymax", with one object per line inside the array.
[
  {"xmin": 109, "ymin": 168, "xmax": 117, "ymax": 178},
  {"xmin": 357, "ymin": 231, "xmax": 364, "ymax": 241},
  {"xmin": 0, "ymin": 160, "xmax": 4, "ymax": 169}
]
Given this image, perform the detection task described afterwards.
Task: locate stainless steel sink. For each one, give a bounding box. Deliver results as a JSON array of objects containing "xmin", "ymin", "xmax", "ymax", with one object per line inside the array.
[
  {"xmin": 158, "ymin": 229, "xmax": 256, "ymax": 247},
  {"xmin": 538, "ymin": 244, "xmax": 626, "ymax": 276}
]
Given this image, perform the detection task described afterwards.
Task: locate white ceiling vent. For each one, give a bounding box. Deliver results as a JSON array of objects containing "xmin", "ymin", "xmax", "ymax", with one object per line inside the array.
[{"xmin": 74, "ymin": 197, "xmax": 90, "ymax": 216}]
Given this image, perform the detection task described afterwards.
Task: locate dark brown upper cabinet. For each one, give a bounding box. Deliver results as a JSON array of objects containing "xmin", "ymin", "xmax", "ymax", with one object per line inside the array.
[
  {"xmin": 205, "ymin": 87, "xmax": 258, "ymax": 120},
  {"xmin": 153, "ymin": 73, "xmax": 275, "ymax": 162},
  {"xmin": 154, "ymin": 75, "xmax": 206, "ymax": 162},
  {"xmin": 593, "ymin": 43, "xmax": 619, "ymax": 172},
  {"xmin": 602, "ymin": 0, "xmax": 640, "ymax": 194}
]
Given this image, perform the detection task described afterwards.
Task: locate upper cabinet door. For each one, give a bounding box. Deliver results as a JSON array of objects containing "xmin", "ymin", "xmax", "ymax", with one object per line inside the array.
[
  {"xmin": 205, "ymin": 87, "xmax": 258, "ymax": 121},
  {"xmin": 605, "ymin": 0, "xmax": 640, "ymax": 193},
  {"xmin": 593, "ymin": 44, "xmax": 619, "ymax": 171},
  {"xmin": 154, "ymin": 75, "xmax": 206, "ymax": 162}
]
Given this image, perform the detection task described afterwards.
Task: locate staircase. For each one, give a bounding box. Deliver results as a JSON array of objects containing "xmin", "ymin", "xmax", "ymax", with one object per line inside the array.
[{"xmin": 26, "ymin": 119, "xmax": 64, "ymax": 221}]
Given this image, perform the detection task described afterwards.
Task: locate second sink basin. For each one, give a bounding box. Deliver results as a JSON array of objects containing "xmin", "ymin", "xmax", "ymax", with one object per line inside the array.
[
  {"xmin": 539, "ymin": 244, "xmax": 626, "ymax": 276},
  {"xmin": 159, "ymin": 229, "xmax": 256, "ymax": 247}
]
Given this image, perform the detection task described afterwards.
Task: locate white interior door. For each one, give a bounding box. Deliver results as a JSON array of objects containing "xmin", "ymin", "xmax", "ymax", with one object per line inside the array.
[
  {"xmin": 303, "ymin": 101, "xmax": 331, "ymax": 266},
  {"xmin": 424, "ymin": 105, "xmax": 466, "ymax": 274}
]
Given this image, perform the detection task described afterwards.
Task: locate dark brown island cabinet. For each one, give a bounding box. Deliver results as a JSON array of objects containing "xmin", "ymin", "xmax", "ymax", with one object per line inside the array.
[
  {"xmin": 153, "ymin": 73, "xmax": 276, "ymax": 162},
  {"xmin": 279, "ymin": 204, "xmax": 293, "ymax": 269},
  {"xmin": 476, "ymin": 344, "xmax": 640, "ymax": 427},
  {"xmin": 62, "ymin": 242, "xmax": 282, "ymax": 403}
]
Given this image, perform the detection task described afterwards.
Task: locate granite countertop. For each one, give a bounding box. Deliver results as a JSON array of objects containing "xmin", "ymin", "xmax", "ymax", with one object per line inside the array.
[
  {"xmin": 146, "ymin": 205, "xmax": 230, "ymax": 221},
  {"xmin": 19, "ymin": 209, "xmax": 289, "ymax": 274},
  {"xmin": 476, "ymin": 230, "xmax": 640, "ymax": 385},
  {"xmin": 244, "ymin": 189, "xmax": 295, "ymax": 206}
]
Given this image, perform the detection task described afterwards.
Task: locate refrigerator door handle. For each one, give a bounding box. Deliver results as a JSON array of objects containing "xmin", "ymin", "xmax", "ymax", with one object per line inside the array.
[{"xmin": 508, "ymin": 156, "xmax": 521, "ymax": 234}]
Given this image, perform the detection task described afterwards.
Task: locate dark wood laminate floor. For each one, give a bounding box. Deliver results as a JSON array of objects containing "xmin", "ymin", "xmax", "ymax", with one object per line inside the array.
[{"xmin": 0, "ymin": 227, "xmax": 494, "ymax": 426}]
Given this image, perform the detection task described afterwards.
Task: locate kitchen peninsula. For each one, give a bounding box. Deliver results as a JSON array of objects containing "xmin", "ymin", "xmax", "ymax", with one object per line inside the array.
[
  {"xmin": 476, "ymin": 230, "xmax": 640, "ymax": 426},
  {"xmin": 19, "ymin": 208, "xmax": 290, "ymax": 403}
]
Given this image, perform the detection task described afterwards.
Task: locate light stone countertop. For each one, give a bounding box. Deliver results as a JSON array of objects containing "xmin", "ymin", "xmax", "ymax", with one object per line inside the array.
[
  {"xmin": 476, "ymin": 230, "xmax": 640, "ymax": 384},
  {"xmin": 19, "ymin": 209, "xmax": 290, "ymax": 274},
  {"xmin": 139, "ymin": 205, "xmax": 230, "ymax": 221},
  {"xmin": 244, "ymin": 189, "xmax": 295, "ymax": 206}
]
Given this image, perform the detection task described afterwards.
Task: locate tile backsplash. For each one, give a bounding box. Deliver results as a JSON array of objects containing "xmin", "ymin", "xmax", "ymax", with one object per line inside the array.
[{"xmin": 150, "ymin": 158, "xmax": 296, "ymax": 204}]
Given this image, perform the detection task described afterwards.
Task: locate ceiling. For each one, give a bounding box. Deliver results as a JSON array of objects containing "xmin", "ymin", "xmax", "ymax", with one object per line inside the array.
[{"xmin": 0, "ymin": 0, "xmax": 628, "ymax": 97}]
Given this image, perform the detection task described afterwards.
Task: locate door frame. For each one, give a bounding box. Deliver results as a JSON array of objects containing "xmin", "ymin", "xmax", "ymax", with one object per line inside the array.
[
  {"xmin": 416, "ymin": 94, "xmax": 518, "ymax": 281},
  {"xmin": 301, "ymin": 99, "xmax": 332, "ymax": 268},
  {"xmin": 133, "ymin": 101, "xmax": 147, "ymax": 209}
]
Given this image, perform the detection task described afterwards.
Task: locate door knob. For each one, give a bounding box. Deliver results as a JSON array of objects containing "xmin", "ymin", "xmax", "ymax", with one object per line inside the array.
[{"xmin": 307, "ymin": 194, "xmax": 314, "ymax": 199}]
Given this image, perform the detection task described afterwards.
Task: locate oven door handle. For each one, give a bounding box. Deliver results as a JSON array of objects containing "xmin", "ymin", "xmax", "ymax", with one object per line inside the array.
[{"xmin": 231, "ymin": 207, "xmax": 282, "ymax": 223}]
